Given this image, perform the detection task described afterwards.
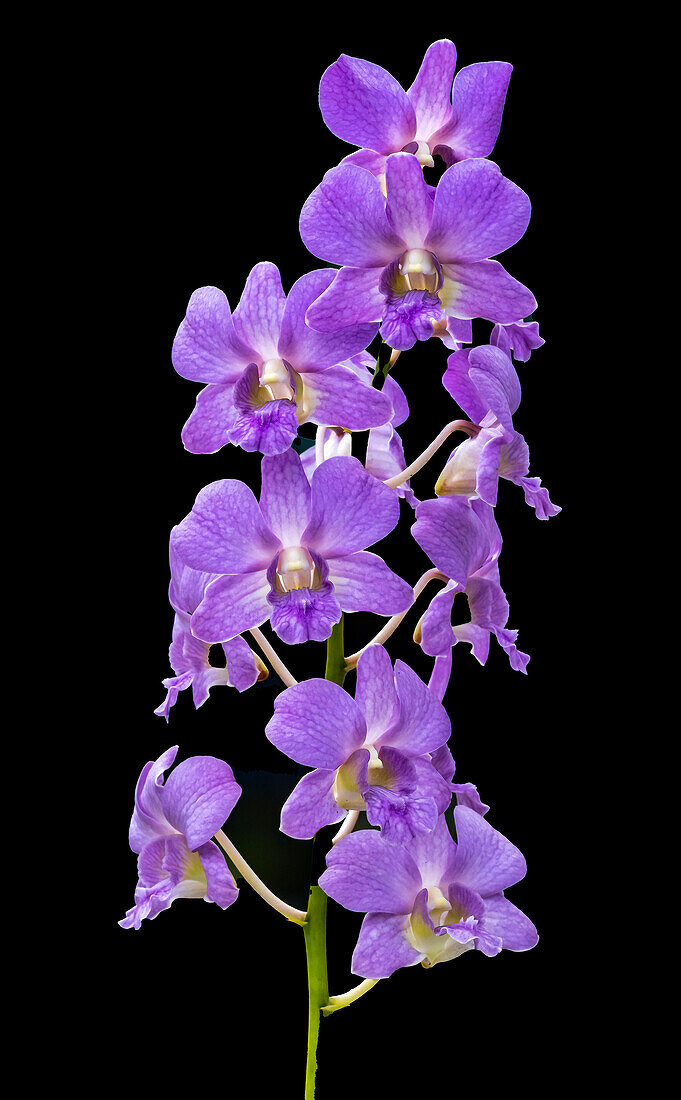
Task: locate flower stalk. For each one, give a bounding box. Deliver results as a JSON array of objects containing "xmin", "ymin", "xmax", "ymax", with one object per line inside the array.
[
  {"xmin": 322, "ymin": 978, "xmax": 380, "ymax": 1016},
  {"xmin": 303, "ymin": 884, "xmax": 329, "ymax": 1099},
  {"xmin": 214, "ymin": 829, "xmax": 307, "ymax": 925},
  {"xmin": 303, "ymin": 615, "xmax": 346, "ymax": 1096}
]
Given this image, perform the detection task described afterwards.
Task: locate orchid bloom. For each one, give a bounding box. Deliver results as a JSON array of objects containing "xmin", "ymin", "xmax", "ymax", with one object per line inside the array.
[
  {"xmin": 412, "ymin": 496, "xmax": 530, "ymax": 671},
  {"xmin": 173, "ymin": 449, "xmax": 412, "ymax": 646},
  {"xmin": 319, "ymin": 809, "xmax": 537, "ymax": 978},
  {"xmin": 266, "ymin": 644, "xmax": 453, "ymax": 842},
  {"xmin": 300, "ymin": 153, "xmax": 535, "ymax": 351},
  {"xmin": 173, "ymin": 263, "xmax": 393, "ymax": 456},
  {"xmin": 435, "ymin": 344, "xmax": 561, "ymax": 518},
  {"xmin": 120, "ymin": 747, "xmax": 241, "ymax": 930},
  {"xmin": 155, "ymin": 530, "xmax": 267, "ymax": 720},
  {"xmin": 320, "ymin": 40, "xmax": 512, "ymax": 179}
]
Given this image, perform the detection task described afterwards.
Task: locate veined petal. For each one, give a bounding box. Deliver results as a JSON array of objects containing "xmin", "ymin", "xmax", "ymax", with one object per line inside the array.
[
  {"xmin": 385, "ymin": 153, "xmax": 432, "ymax": 248},
  {"xmin": 199, "ymin": 839, "xmax": 239, "ymax": 908},
  {"xmin": 481, "ymin": 893, "xmax": 538, "ymax": 950},
  {"xmin": 303, "ymin": 456, "xmax": 400, "ymax": 559},
  {"xmin": 129, "ymin": 746, "xmax": 179, "ymax": 853},
  {"xmin": 412, "ymin": 496, "xmax": 491, "ymax": 584},
  {"xmin": 352, "ymin": 911, "xmax": 422, "ymax": 978},
  {"xmin": 232, "ymin": 262, "xmax": 286, "ymax": 360},
  {"xmin": 446, "ymin": 805, "xmax": 527, "ymax": 896},
  {"xmin": 301, "ymin": 366, "xmax": 393, "ymax": 431},
  {"xmin": 266, "ymin": 679, "xmax": 366, "ymax": 768},
  {"xmin": 223, "ymin": 635, "xmax": 262, "ymax": 693},
  {"xmin": 439, "ymin": 260, "xmax": 537, "ymax": 324},
  {"xmin": 386, "ymin": 660, "xmax": 451, "ymax": 754},
  {"xmin": 319, "ymin": 53, "xmax": 416, "ymax": 155},
  {"xmin": 354, "ymin": 644, "xmax": 399, "ymax": 741},
  {"xmin": 181, "ymin": 382, "xmax": 238, "ymax": 455},
  {"xmin": 426, "ymin": 159, "xmax": 531, "ymax": 264},
  {"xmin": 161, "ymin": 756, "xmax": 241, "ymax": 850},
  {"xmin": 300, "ymin": 163, "xmax": 404, "ymax": 268},
  {"xmin": 190, "ymin": 570, "xmax": 271, "ymax": 642},
  {"xmin": 279, "ymin": 769, "xmax": 345, "ymax": 839},
  {"xmin": 305, "ymin": 267, "xmax": 386, "ymax": 332},
  {"xmin": 279, "ymin": 269, "xmax": 378, "ymax": 371},
  {"xmin": 172, "ymin": 287, "xmax": 256, "ymax": 384},
  {"xmin": 260, "ymin": 449, "xmax": 312, "ymax": 546},
  {"xmin": 433, "ymin": 62, "xmax": 512, "ymax": 161},
  {"xmin": 320, "ymin": 830, "xmax": 421, "ymax": 914},
  {"xmin": 407, "ymin": 814, "xmax": 458, "ymax": 887},
  {"xmin": 407, "ymin": 39, "xmax": 458, "ymax": 142},
  {"xmin": 327, "ymin": 552, "xmax": 413, "ymax": 615},
  {"xmin": 174, "ymin": 480, "xmax": 281, "ymax": 575}
]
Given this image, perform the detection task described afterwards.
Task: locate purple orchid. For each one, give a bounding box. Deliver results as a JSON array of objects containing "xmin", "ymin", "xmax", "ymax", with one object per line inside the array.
[
  {"xmin": 320, "ymin": 809, "xmax": 537, "ymax": 977},
  {"xmin": 319, "ymin": 40, "xmax": 512, "ymax": 178},
  {"xmin": 173, "ymin": 263, "xmax": 393, "ymax": 456},
  {"xmin": 412, "ymin": 495, "xmax": 530, "ymax": 672},
  {"xmin": 173, "ymin": 449, "xmax": 413, "ymax": 647},
  {"xmin": 300, "ymin": 153, "xmax": 535, "ymax": 351},
  {"xmin": 491, "ymin": 319, "xmax": 544, "ymax": 362},
  {"xmin": 266, "ymin": 644, "xmax": 452, "ymax": 842},
  {"xmin": 155, "ymin": 529, "xmax": 267, "ymax": 720},
  {"xmin": 120, "ymin": 746, "xmax": 241, "ymax": 930},
  {"xmin": 436, "ymin": 344, "xmax": 561, "ymax": 518}
]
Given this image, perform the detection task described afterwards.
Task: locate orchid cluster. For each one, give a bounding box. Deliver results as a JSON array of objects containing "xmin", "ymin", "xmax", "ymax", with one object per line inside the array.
[{"xmin": 121, "ymin": 39, "xmax": 559, "ymax": 1097}]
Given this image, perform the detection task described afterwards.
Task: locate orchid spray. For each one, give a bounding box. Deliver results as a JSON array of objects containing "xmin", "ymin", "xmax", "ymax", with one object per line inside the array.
[{"xmin": 120, "ymin": 38, "xmax": 560, "ymax": 1097}]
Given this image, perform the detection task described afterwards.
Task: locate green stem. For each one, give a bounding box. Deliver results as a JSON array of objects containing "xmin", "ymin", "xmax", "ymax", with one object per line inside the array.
[
  {"xmin": 303, "ymin": 617, "xmax": 346, "ymax": 1097},
  {"xmin": 303, "ymin": 885, "xmax": 329, "ymax": 1099},
  {"xmin": 324, "ymin": 616, "xmax": 347, "ymax": 687}
]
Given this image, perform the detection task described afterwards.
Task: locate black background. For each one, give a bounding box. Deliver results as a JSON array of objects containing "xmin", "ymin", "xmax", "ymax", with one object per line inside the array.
[{"xmin": 88, "ymin": 11, "xmax": 599, "ymax": 1092}]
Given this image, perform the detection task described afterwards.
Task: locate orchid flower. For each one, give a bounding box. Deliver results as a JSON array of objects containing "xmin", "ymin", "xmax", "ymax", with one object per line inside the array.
[
  {"xmin": 266, "ymin": 644, "xmax": 452, "ymax": 842},
  {"xmin": 300, "ymin": 153, "xmax": 535, "ymax": 350},
  {"xmin": 120, "ymin": 747, "xmax": 241, "ymax": 930},
  {"xmin": 173, "ymin": 263, "xmax": 393, "ymax": 456},
  {"xmin": 412, "ymin": 495, "xmax": 530, "ymax": 671},
  {"xmin": 435, "ymin": 344, "xmax": 561, "ymax": 518},
  {"xmin": 319, "ymin": 809, "xmax": 537, "ymax": 978},
  {"xmin": 320, "ymin": 40, "xmax": 512, "ymax": 179},
  {"xmin": 173, "ymin": 449, "xmax": 412, "ymax": 646},
  {"xmin": 155, "ymin": 530, "xmax": 267, "ymax": 720}
]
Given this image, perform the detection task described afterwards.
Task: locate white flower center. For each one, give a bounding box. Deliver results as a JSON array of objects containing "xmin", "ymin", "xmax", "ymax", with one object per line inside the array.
[{"xmin": 274, "ymin": 546, "xmax": 316, "ymax": 593}]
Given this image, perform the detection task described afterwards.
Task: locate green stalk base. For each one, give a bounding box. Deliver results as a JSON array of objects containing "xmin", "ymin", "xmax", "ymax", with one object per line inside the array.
[{"xmin": 303, "ymin": 885, "xmax": 329, "ymax": 1099}]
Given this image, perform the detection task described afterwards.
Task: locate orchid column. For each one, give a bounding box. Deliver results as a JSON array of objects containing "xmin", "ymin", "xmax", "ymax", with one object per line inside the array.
[{"xmin": 120, "ymin": 37, "xmax": 559, "ymax": 1100}]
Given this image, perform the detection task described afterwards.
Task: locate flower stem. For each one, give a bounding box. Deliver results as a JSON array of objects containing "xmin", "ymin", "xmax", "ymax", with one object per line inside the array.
[
  {"xmin": 303, "ymin": 885, "xmax": 329, "ymax": 1099},
  {"xmin": 383, "ymin": 419, "xmax": 479, "ymax": 489},
  {"xmin": 303, "ymin": 616, "xmax": 346, "ymax": 1097},
  {"xmin": 345, "ymin": 568, "xmax": 446, "ymax": 669},
  {"xmin": 322, "ymin": 978, "xmax": 379, "ymax": 1016},
  {"xmin": 325, "ymin": 616, "xmax": 347, "ymax": 687},
  {"xmin": 214, "ymin": 830, "xmax": 307, "ymax": 925},
  {"xmin": 248, "ymin": 627, "xmax": 298, "ymax": 687}
]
